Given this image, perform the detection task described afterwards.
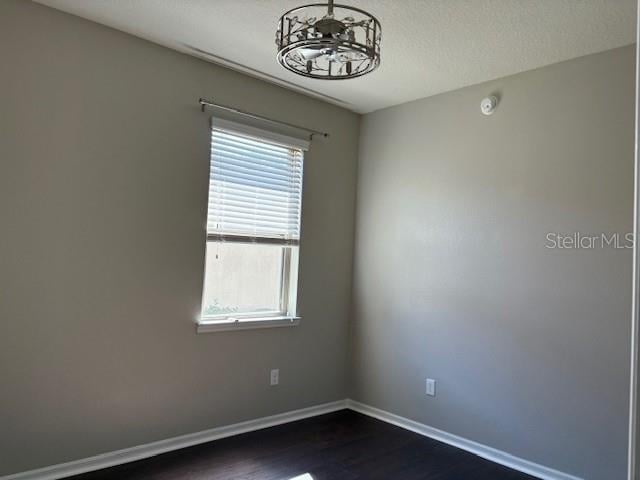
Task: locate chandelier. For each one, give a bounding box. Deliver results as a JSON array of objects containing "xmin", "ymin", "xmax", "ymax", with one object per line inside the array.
[{"xmin": 276, "ymin": 0, "xmax": 381, "ymax": 80}]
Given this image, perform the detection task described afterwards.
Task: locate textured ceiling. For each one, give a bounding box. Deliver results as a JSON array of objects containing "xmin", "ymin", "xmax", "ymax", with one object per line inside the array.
[{"xmin": 35, "ymin": 0, "xmax": 636, "ymax": 113}]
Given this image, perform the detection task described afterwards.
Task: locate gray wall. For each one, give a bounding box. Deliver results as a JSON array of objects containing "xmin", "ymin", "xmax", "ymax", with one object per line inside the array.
[
  {"xmin": 351, "ymin": 46, "xmax": 635, "ymax": 480},
  {"xmin": 0, "ymin": 1, "xmax": 359, "ymax": 476}
]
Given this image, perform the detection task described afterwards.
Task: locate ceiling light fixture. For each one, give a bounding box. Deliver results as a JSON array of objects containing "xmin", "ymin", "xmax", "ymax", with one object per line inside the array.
[{"xmin": 276, "ymin": 0, "xmax": 381, "ymax": 80}]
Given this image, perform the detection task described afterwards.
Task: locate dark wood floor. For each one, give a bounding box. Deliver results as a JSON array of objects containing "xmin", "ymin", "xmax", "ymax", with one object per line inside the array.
[{"xmin": 68, "ymin": 410, "xmax": 537, "ymax": 480}]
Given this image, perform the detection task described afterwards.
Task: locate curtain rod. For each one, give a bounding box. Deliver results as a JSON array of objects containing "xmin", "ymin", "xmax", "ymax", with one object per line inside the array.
[{"xmin": 198, "ymin": 98, "xmax": 329, "ymax": 139}]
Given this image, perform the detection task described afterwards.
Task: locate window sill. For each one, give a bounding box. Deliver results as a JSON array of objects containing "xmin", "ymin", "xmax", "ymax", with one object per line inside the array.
[{"xmin": 197, "ymin": 316, "xmax": 301, "ymax": 333}]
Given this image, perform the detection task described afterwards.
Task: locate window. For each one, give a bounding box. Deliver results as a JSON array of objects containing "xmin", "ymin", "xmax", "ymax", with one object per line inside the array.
[{"xmin": 199, "ymin": 118, "xmax": 306, "ymax": 332}]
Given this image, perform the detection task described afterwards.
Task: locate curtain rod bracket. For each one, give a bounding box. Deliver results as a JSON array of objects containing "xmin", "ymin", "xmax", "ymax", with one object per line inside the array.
[{"xmin": 198, "ymin": 98, "xmax": 329, "ymax": 139}]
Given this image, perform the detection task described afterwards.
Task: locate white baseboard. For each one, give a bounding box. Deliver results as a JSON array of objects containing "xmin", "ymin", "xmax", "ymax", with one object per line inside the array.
[
  {"xmin": 346, "ymin": 399, "xmax": 582, "ymax": 480},
  {"xmin": 2, "ymin": 398, "xmax": 583, "ymax": 480},
  {"xmin": 1, "ymin": 400, "xmax": 348, "ymax": 480}
]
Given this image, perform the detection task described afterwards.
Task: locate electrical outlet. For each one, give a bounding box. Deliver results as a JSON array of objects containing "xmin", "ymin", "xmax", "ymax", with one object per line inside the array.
[
  {"xmin": 426, "ymin": 378, "xmax": 436, "ymax": 396},
  {"xmin": 270, "ymin": 369, "xmax": 279, "ymax": 386}
]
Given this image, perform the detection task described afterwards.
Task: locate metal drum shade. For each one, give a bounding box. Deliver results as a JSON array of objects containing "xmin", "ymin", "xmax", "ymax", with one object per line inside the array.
[{"xmin": 276, "ymin": 1, "xmax": 381, "ymax": 80}]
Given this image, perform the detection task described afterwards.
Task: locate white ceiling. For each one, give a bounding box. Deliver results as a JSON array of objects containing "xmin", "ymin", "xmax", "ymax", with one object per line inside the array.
[{"xmin": 35, "ymin": 0, "xmax": 636, "ymax": 113}]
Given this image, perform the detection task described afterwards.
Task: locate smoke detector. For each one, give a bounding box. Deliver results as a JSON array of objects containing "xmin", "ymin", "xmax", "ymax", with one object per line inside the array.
[{"xmin": 481, "ymin": 96, "xmax": 498, "ymax": 115}]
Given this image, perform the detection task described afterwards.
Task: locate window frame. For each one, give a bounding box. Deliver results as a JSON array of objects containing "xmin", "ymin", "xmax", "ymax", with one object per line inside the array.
[{"xmin": 197, "ymin": 118, "xmax": 306, "ymax": 333}]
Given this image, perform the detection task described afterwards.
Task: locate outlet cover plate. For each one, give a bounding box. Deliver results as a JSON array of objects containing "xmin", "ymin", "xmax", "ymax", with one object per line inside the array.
[{"xmin": 426, "ymin": 378, "xmax": 436, "ymax": 396}]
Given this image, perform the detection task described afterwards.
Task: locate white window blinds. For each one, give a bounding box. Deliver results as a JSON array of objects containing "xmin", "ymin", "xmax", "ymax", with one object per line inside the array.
[{"xmin": 207, "ymin": 124, "xmax": 304, "ymax": 245}]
